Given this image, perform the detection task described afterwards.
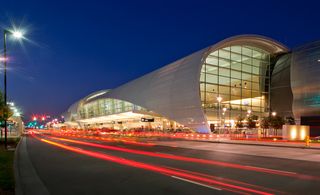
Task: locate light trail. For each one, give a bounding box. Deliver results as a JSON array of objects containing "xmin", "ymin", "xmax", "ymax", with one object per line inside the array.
[
  {"xmin": 165, "ymin": 166, "xmax": 285, "ymax": 194},
  {"xmin": 34, "ymin": 136, "xmax": 273, "ymax": 195},
  {"xmin": 47, "ymin": 135, "xmax": 319, "ymax": 181},
  {"xmin": 53, "ymin": 133, "xmax": 155, "ymax": 147}
]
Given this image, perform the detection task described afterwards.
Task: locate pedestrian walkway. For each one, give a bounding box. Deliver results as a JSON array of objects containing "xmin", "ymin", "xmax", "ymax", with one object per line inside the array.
[
  {"xmin": 152, "ymin": 139, "xmax": 320, "ymax": 162},
  {"xmin": 190, "ymin": 138, "xmax": 320, "ymax": 150}
]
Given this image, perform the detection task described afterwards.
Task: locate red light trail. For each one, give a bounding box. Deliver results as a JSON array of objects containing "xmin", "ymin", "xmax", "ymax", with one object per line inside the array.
[
  {"xmin": 34, "ymin": 135, "xmax": 274, "ymax": 195},
  {"xmin": 164, "ymin": 166, "xmax": 284, "ymax": 194},
  {"xmin": 53, "ymin": 133, "xmax": 155, "ymax": 147},
  {"xmin": 47, "ymin": 135, "xmax": 319, "ymax": 181}
]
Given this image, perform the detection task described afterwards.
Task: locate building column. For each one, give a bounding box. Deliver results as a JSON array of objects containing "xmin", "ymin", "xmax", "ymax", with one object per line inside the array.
[
  {"xmin": 170, "ymin": 121, "xmax": 176, "ymax": 131},
  {"xmin": 162, "ymin": 120, "xmax": 167, "ymax": 131}
]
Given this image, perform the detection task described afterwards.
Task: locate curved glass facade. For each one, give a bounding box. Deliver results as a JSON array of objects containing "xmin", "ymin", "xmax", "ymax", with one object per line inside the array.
[
  {"xmin": 200, "ymin": 45, "xmax": 271, "ymax": 126},
  {"xmin": 79, "ymin": 98, "xmax": 146, "ymax": 119},
  {"xmin": 63, "ymin": 35, "xmax": 291, "ymax": 133},
  {"xmin": 75, "ymin": 98, "xmax": 183, "ymax": 131}
]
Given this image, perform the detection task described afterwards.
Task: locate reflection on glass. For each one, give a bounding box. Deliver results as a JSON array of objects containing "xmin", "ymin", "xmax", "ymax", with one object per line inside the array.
[{"xmin": 200, "ymin": 45, "xmax": 270, "ymax": 123}]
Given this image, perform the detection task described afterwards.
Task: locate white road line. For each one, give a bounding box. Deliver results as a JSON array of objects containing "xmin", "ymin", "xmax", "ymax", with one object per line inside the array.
[
  {"xmin": 171, "ymin": 176, "xmax": 222, "ymax": 191},
  {"xmin": 155, "ymin": 152, "xmax": 173, "ymax": 155},
  {"xmin": 244, "ymin": 165, "xmax": 297, "ymax": 174}
]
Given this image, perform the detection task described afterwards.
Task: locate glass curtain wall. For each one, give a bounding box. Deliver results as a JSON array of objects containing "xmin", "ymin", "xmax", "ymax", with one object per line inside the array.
[
  {"xmin": 78, "ymin": 98, "xmax": 145, "ymax": 119},
  {"xmin": 200, "ymin": 45, "xmax": 270, "ymax": 125}
]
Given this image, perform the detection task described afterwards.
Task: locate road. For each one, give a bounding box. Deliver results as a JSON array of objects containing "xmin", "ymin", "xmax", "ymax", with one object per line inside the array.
[{"xmin": 24, "ymin": 133, "xmax": 320, "ymax": 195}]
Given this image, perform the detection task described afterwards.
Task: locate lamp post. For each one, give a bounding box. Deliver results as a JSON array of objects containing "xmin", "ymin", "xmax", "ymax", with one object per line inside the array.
[
  {"xmin": 3, "ymin": 29, "xmax": 24, "ymax": 149},
  {"xmin": 247, "ymin": 109, "xmax": 251, "ymax": 117},
  {"xmin": 222, "ymin": 107, "xmax": 227, "ymax": 129},
  {"xmin": 217, "ymin": 96, "xmax": 222, "ymax": 135}
]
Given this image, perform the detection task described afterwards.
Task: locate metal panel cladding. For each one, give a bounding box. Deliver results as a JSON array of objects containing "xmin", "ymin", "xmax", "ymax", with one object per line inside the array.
[
  {"xmin": 270, "ymin": 53, "xmax": 294, "ymax": 118},
  {"xmin": 291, "ymin": 41, "xmax": 320, "ymax": 122},
  {"xmin": 104, "ymin": 48, "xmax": 210, "ymax": 133}
]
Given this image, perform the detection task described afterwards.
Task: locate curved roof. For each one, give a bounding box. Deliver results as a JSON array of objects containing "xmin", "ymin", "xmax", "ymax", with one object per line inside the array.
[
  {"xmin": 63, "ymin": 90, "xmax": 110, "ymax": 121},
  {"xmin": 67, "ymin": 34, "xmax": 289, "ymax": 133},
  {"xmin": 209, "ymin": 34, "xmax": 289, "ymax": 54}
]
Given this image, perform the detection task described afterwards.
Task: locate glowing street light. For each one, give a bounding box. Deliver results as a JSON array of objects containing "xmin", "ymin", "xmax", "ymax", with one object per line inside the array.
[
  {"xmin": 272, "ymin": 112, "xmax": 277, "ymax": 117},
  {"xmin": 0, "ymin": 57, "xmax": 7, "ymax": 61},
  {"xmin": 3, "ymin": 28, "xmax": 25, "ymax": 149},
  {"xmin": 12, "ymin": 30, "xmax": 24, "ymax": 39}
]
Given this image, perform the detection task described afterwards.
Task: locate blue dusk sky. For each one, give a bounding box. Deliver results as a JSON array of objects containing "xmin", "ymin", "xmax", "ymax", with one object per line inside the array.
[{"xmin": 1, "ymin": 0, "xmax": 320, "ymax": 119}]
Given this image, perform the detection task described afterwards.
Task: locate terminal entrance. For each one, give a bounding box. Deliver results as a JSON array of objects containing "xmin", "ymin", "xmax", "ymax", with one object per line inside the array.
[{"xmin": 70, "ymin": 111, "xmax": 188, "ymax": 133}]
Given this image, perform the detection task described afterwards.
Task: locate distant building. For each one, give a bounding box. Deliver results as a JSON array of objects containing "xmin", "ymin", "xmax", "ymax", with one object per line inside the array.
[{"xmin": 63, "ymin": 35, "xmax": 320, "ymax": 134}]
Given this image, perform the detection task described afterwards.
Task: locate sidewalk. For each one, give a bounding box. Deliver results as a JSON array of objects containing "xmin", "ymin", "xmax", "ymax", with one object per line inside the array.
[
  {"xmin": 117, "ymin": 132, "xmax": 320, "ymax": 150},
  {"xmin": 191, "ymin": 138, "xmax": 320, "ymax": 150},
  {"xmin": 152, "ymin": 139, "xmax": 320, "ymax": 162},
  {"xmin": 134, "ymin": 134, "xmax": 320, "ymax": 150},
  {"xmin": 14, "ymin": 136, "xmax": 49, "ymax": 195}
]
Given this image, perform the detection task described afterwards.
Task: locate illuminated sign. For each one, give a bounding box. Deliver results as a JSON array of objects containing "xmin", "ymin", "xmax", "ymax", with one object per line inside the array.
[{"xmin": 141, "ymin": 118, "xmax": 154, "ymax": 122}]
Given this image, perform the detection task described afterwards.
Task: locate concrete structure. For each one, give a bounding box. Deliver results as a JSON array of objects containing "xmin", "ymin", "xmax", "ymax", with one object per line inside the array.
[
  {"xmin": 282, "ymin": 125, "xmax": 310, "ymax": 141},
  {"xmin": 63, "ymin": 34, "xmax": 320, "ymax": 134}
]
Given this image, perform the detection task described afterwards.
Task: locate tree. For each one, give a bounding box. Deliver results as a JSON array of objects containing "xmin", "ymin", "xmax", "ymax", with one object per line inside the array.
[
  {"xmin": 270, "ymin": 116, "xmax": 285, "ymax": 136},
  {"xmin": 247, "ymin": 115, "xmax": 258, "ymax": 129},
  {"xmin": 285, "ymin": 116, "xmax": 295, "ymax": 125},
  {"xmin": 0, "ymin": 91, "xmax": 13, "ymax": 127},
  {"xmin": 260, "ymin": 116, "xmax": 271, "ymax": 137},
  {"xmin": 235, "ymin": 116, "xmax": 244, "ymax": 129}
]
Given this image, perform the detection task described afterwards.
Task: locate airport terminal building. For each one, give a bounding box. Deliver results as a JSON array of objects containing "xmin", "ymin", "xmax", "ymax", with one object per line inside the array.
[{"xmin": 63, "ymin": 35, "xmax": 320, "ymax": 134}]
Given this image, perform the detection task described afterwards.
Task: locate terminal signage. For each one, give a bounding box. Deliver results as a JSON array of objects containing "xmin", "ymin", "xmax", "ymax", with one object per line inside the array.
[{"xmin": 141, "ymin": 118, "xmax": 154, "ymax": 122}]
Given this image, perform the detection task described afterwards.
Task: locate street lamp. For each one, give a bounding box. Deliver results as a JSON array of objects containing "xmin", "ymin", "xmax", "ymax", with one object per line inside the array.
[
  {"xmin": 217, "ymin": 96, "xmax": 222, "ymax": 134},
  {"xmin": 3, "ymin": 29, "xmax": 24, "ymax": 149},
  {"xmin": 222, "ymin": 107, "xmax": 227, "ymax": 127},
  {"xmin": 272, "ymin": 112, "xmax": 277, "ymax": 117},
  {"xmin": 12, "ymin": 31, "xmax": 23, "ymax": 39}
]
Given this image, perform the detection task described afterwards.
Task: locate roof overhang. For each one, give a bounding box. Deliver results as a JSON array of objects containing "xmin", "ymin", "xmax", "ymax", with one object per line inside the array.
[
  {"xmin": 207, "ymin": 34, "xmax": 289, "ymax": 55},
  {"xmin": 77, "ymin": 111, "xmax": 155, "ymax": 124}
]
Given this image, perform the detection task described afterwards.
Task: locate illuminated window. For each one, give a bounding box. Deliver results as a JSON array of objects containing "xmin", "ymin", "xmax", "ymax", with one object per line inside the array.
[{"xmin": 200, "ymin": 45, "xmax": 270, "ymax": 123}]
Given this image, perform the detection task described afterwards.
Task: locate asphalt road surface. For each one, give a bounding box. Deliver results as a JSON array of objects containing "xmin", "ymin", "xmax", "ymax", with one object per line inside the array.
[{"xmin": 25, "ymin": 133, "xmax": 320, "ymax": 195}]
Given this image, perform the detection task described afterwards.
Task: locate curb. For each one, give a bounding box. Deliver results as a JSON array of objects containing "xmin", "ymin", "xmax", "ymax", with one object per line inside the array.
[
  {"xmin": 132, "ymin": 136, "xmax": 320, "ymax": 150},
  {"xmin": 14, "ymin": 136, "xmax": 23, "ymax": 195},
  {"xmin": 185, "ymin": 139, "xmax": 320, "ymax": 150},
  {"xmin": 14, "ymin": 136, "xmax": 50, "ymax": 195}
]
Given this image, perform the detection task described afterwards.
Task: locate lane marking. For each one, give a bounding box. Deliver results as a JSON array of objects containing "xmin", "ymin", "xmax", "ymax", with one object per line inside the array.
[
  {"xmin": 36, "ymin": 136, "xmax": 274, "ymax": 195},
  {"xmin": 49, "ymin": 136, "xmax": 306, "ymax": 179},
  {"xmin": 156, "ymin": 152, "xmax": 174, "ymax": 156},
  {"xmin": 244, "ymin": 166, "xmax": 297, "ymax": 175},
  {"xmin": 171, "ymin": 176, "xmax": 222, "ymax": 191}
]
